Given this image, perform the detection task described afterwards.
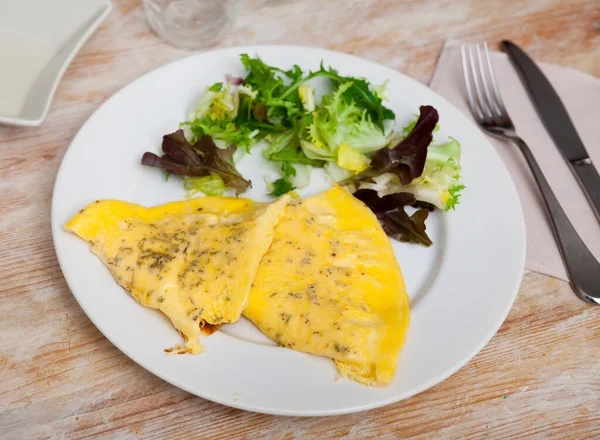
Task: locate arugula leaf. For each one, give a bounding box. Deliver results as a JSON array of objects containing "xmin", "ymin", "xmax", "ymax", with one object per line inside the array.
[
  {"xmin": 208, "ymin": 82, "xmax": 223, "ymax": 92},
  {"xmin": 313, "ymin": 65, "xmax": 395, "ymax": 131},
  {"xmin": 268, "ymin": 160, "xmax": 299, "ymax": 197},
  {"xmin": 268, "ymin": 145, "xmax": 325, "ymax": 166},
  {"xmin": 239, "ymin": 55, "xmax": 394, "ymax": 175},
  {"xmin": 141, "ymin": 130, "xmax": 251, "ymax": 195},
  {"xmin": 241, "ymin": 54, "xmax": 302, "ymax": 125},
  {"xmin": 282, "ymin": 161, "xmax": 296, "ymax": 178},
  {"xmin": 268, "ymin": 178, "xmax": 295, "ymax": 197},
  {"xmin": 155, "ymin": 56, "xmax": 443, "ymax": 199}
]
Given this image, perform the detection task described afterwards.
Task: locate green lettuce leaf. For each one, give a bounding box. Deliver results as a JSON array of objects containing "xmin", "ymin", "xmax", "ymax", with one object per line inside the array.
[
  {"xmin": 307, "ymin": 63, "xmax": 394, "ymax": 131},
  {"xmin": 183, "ymin": 174, "xmax": 226, "ymax": 196},
  {"xmin": 268, "ymin": 145, "xmax": 324, "ymax": 166},
  {"xmin": 300, "ymin": 82, "xmax": 393, "ymax": 161}
]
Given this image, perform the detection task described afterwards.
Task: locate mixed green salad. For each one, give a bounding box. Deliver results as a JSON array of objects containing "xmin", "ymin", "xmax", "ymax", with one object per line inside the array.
[{"xmin": 141, "ymin": 55, "xmax": 464, "ymax": 246}]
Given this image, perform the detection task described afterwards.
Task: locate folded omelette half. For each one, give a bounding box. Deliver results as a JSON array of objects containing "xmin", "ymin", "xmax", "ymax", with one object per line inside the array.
[
  {"xmin": 244, "ymin": 186, "xmax": 410, "ymax": 386},
  {"xmin": 65, "ymin": 194, "xmax": 290, "ymax": 354}
]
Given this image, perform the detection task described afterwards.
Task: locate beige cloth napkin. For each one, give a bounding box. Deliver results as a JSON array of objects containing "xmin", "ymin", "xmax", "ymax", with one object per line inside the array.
[{"xmin": 430, "ymin": 40, "xmax": 600, "ymax": 281}]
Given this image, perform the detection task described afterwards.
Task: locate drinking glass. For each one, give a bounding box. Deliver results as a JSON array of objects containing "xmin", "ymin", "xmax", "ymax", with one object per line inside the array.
[{"xmin": 143, "ymin": 0, "xmax": 240, "ymax": 50}]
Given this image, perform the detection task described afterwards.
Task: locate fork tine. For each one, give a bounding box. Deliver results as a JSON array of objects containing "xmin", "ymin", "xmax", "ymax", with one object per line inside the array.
[
  {"xmin": 466, "ymin": 44, "xmax": 494, "ymax": 121},
  {"xmin": 481, "ymin": 41, "xmax": 508, "ymax": 117},
  {"xmin": 460, "ymin": 44, "xmax": 482, "ymax": 122},
  {"xmin": 475, "ymin": 42, "xmax": 500, "ymax": 118}
]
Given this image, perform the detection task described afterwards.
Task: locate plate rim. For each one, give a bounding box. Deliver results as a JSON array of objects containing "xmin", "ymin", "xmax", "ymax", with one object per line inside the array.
[{"xmin": 51, "ymin": 44, "xmax": 526, "ymax": 416}]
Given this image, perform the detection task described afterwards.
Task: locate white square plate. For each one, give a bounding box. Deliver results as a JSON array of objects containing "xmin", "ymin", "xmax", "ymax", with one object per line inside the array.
[{"xmin": 0, "ymin": 0, "xmax": 112, "ymax": 127}]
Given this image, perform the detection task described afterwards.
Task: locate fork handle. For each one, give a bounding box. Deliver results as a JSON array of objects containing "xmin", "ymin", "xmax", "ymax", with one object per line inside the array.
[{"xmin": 510, "ymin": 135, "xmax": 600, "ymax": 304}]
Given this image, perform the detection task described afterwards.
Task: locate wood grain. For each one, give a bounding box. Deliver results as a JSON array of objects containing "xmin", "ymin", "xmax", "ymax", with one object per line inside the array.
[{"xmin": 1, "ymin": 0, "xmax": 599, "ymax": 438}]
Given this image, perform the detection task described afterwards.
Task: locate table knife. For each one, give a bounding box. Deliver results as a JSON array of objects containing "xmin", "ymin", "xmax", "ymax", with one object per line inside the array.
[{"xmin": 501, "ymin": 40, "xmax": 600, "ymax": 222}]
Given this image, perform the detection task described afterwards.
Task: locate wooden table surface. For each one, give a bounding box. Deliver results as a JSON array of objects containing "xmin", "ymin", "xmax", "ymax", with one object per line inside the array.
[{"xmin": 2, "ymin": 0, "xmax": 600, "ymax": 438}]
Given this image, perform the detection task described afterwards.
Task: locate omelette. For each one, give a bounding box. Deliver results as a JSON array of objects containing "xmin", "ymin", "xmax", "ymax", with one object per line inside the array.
[
  {"xmin": 64, "ymin": 195, "xmax": 291, "ymax": 354},
  {"xmin": 244, "ymin": 186, "xmax": 410, "ymax": 386}
]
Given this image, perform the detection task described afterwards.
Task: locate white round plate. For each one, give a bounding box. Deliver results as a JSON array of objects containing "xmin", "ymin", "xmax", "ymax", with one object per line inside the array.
[{"xmin": 52, "ymin": 45, "xmax": 525, "ymax": 416}]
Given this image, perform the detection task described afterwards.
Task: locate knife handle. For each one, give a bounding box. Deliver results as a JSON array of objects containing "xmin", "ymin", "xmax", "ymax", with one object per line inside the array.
[
  {"xmin": 502, "ymin": 40, "xmax": 600, "ymax": 226},
  {"xmin": 571, "ymin": 161, "xmax": 600, "ymax": 222},
  {"xmin": 511, "ymin": 136, "xmax": 600, "ymax": 304}
]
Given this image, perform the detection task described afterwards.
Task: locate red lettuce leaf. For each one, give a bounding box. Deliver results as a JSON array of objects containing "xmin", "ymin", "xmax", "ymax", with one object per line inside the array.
[
  {"xmin": 353, "ymin": 189, "xmax": 432, "ymax": 246},
  {"xmin": 141, "ymin": 130, "xmax": 251, "ymax": 195},
  {"xmin": 369, "ymin": 105, "xmax": 439, "ymax": 184},
  {"xmin": 383, "ymin": 208, "xmax": 432, "ymax": 246},
  {"xmin": 141, "ymin": 152, "xmax": 214, "ymax": 176},
  {"xmin": 161, "ymin": 130, "xmax": 202, "ymax": 165},
  {"xmin": 353, "ymin": 189, "xmax": 416, "ymax": 213},
  {"xmin": 193, "ymin": 135, "xmax": 251, "ymax": 194}
]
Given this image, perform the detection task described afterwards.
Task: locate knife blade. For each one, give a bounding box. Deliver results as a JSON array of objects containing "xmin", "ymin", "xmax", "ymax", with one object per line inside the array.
[{"xmin": 501, "ymin": 40, "xmax": 600, "ymax": 222}]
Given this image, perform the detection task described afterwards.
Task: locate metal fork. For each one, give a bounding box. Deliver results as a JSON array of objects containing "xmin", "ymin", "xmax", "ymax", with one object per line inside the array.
[{"xmin": 461, "ymin": 42, "xmax": 600, "ymax": 304}]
